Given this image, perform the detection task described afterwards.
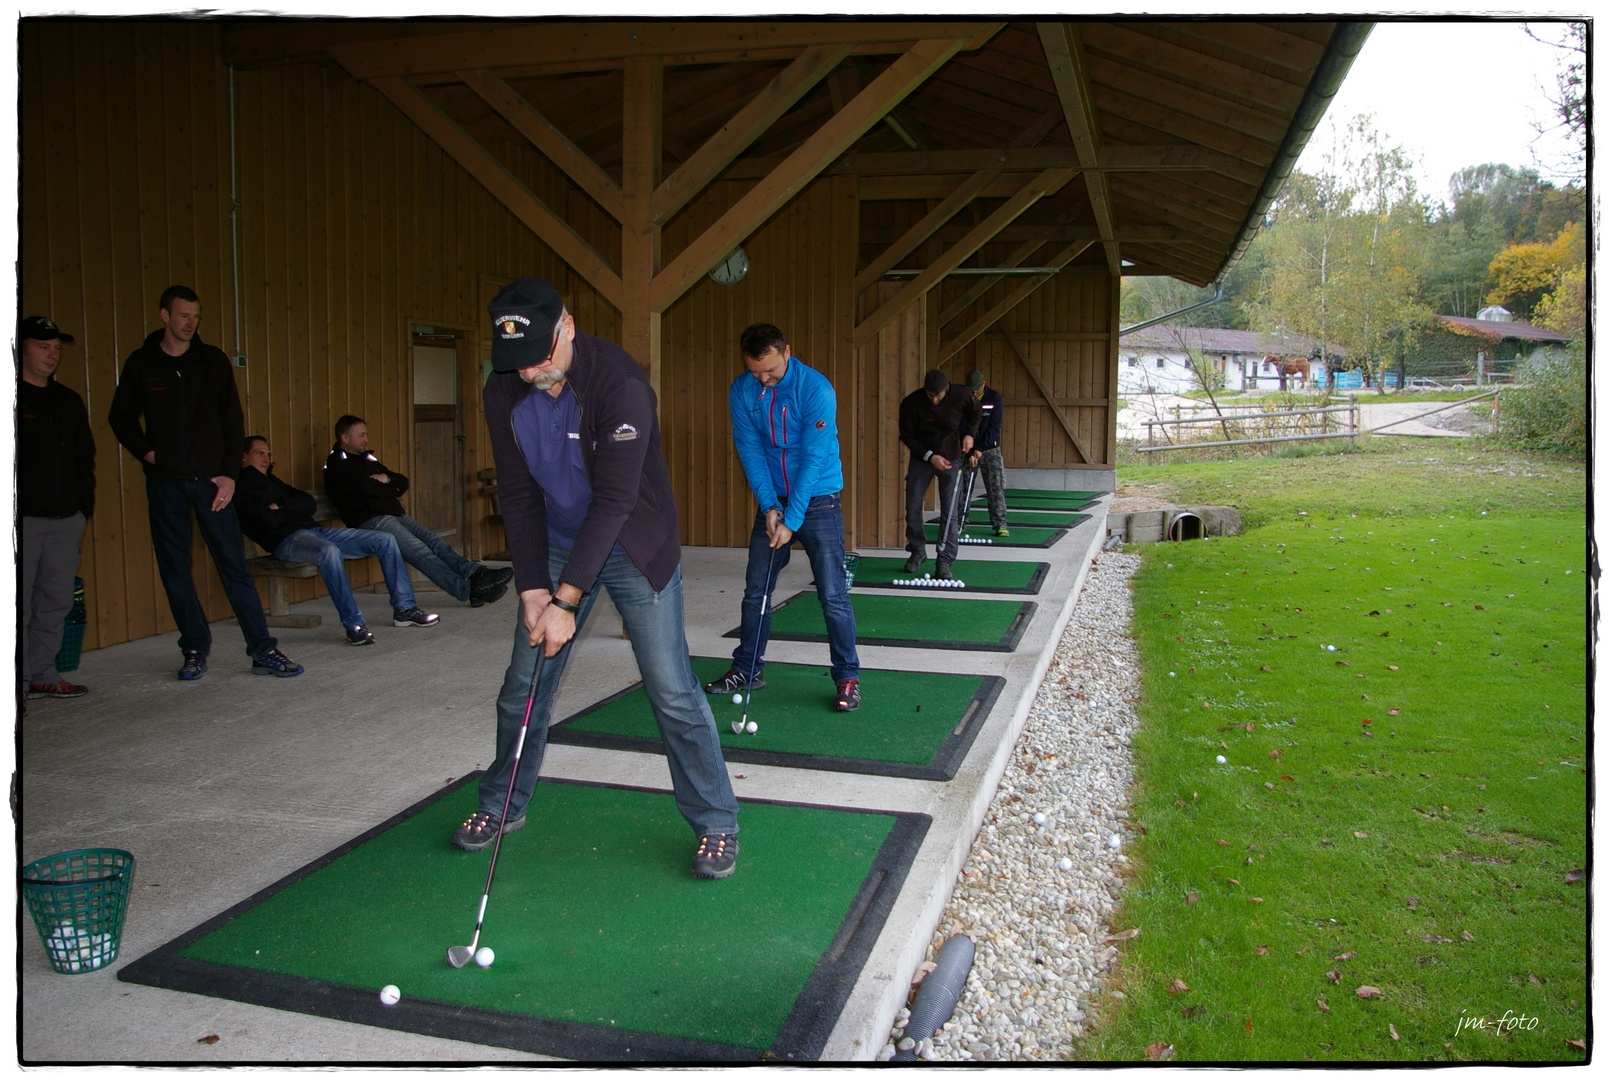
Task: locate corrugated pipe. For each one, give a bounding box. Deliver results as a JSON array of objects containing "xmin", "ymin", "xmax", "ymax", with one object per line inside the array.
[
  {"xmin": 1215, "ymin": 22, "xmax": 1374, "ymax": 282},
  {"xmin": 892, "ymin": 934, "xmax": 975, "ymax": 1061}
]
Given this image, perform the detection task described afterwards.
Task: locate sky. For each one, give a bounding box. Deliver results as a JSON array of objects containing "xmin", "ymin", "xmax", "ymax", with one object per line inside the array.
[{"xmin": 1295, "ymin": 19, "xmax": 1582, "ymax": 205}]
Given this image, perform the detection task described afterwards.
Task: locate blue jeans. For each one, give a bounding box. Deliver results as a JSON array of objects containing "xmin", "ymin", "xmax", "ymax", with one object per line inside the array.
[
  {"xmin": 273, "ymin": 527, "xmax": 418, "ymax": 630},
  {"xmin": 732, "ymin": 494, "xmax": 859, "ymax": 683},
  {"xmin": 145, "ymin": 475, "xmax": 276, "ymax": 659},
  {"xmin": 479, "ymin": 548, "xmax": 739, "ymax": 837},
  {"xmin": 358, "ymin": 513, "xmax": 480, "ymax": 602}
]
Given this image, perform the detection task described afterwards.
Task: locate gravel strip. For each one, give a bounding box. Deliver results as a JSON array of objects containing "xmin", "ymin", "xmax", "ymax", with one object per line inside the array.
[{"xmin": 883, "ymin": 551, "xmax": 1143, "ymax": 1061}]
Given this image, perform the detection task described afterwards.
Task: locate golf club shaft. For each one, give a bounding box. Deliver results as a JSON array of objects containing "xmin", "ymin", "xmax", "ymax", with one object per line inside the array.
[
  {"xmin": 943, "ymin": 462, "xmax": 964, "ymax": 547},
  {"xmin": 469, "ymin": 651, "xmax": 545, "ymax": 944},
  {"xmin": 962, "ymin": 461, "xmax": 978, "ymax": 523},
  {"xmin": 741, "ymin": 544, "xmax": 780, "ymax": 728}
]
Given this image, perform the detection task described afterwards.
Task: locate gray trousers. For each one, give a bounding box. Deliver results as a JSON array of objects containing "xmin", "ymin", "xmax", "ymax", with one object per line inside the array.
[{"xmin": 21, "ymin": 512, "xmax": 87, "ymax": 684}]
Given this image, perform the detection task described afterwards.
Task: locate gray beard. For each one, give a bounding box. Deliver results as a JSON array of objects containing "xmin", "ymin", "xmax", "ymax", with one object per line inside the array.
[{"xmin": 527, "ymin": 371, "xmax": 566, "ymax": 391}]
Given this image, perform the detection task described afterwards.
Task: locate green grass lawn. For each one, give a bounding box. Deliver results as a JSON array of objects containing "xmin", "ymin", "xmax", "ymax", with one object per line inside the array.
[{"xmin": 1087, "ymin": 441, "xmax": 1587, "ymax": 1062}]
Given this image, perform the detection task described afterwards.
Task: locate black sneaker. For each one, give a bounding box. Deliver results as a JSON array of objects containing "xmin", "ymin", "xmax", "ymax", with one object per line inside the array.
[
  {"xmin": 704, "ymin": 668, "xmax": 765, "ymax": 694},
  {"xmin": 392, "ymin": 606, "xmax": 441, "ymax": 628},
  {"xmin": 902, "ymin": 552, "xmax": 923, "ymax": 573},
  {"xmin": 936, "ymin": 562, "xmax": 954, "ymax": 581},
  {"xmin": 251, "ymin": 648, "xmax": 304, "ymax": 678},
  {"xmin": 346, "ymin": 624, "xmax": 377, "ymax": 647},
  {"xmin": 178, "ymin": 650, "xmax": 207, "ymax": 681},
  {"xmin": 451, "ymin": 808, "xmax": 526, "ymax": 852},
  {"xmin": 692, "ymin": 833, "xmax": 739, "ymax": 879},
  {"xmin": 470, "ymin": 566, "xmax": 514, "ymax": 607},
  {"xmin": 835, "ymin": 678, "xmax": 861, "ymax": 712}
]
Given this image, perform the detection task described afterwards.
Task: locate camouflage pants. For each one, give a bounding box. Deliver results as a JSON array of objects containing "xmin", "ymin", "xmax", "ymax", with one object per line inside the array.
[{"xmin": 971, "ymin": 446, "xmax": 1007, "ymax": 529}]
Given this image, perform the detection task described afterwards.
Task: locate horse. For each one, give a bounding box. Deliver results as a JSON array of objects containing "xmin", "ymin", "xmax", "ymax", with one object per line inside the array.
[{"xmin": 1260, "ymin": 354, "xmax": 1310, "ymax": 389}]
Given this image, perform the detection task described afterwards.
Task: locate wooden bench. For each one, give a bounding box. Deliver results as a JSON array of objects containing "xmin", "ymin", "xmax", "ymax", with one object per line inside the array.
[{"xmin": 245, "ymin": 491, "xmax": 369, "ymax": 629}]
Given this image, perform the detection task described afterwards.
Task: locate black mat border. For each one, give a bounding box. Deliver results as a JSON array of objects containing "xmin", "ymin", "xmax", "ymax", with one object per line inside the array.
[
  {"xmin": 118, "ymin": 774, "xmax": 931, "ymax": 1062},
  {"xmin": 954, "ymin": 507, "xmax": 1094, "ymax": 525},
  {"xmin": 923, "ymin": 517, "xmax": 1078, "ymax": 549},
  {"xmin": 972, "ymin": 494, "xmax": 1104, "ymax": 510},
  {"xmin": 550, "ymin": 662, "xmax": 1007, "ymax": 781},
  {"xmin": 841, "ymin": 559, "xmax": 1049, "ymax": 596},
  {"xmin": 725, "ymin": 590, "xmax": 1036, "ymax": 652}
]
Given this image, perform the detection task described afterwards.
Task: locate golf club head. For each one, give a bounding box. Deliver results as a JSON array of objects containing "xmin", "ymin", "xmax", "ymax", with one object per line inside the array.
[
  {"xmin": 731, "ymin": 720, "xmax": 744, "ymax": 735},
  {"xmin": 446, "ymin": 945, "xmax": 474, "ymax": 969}
]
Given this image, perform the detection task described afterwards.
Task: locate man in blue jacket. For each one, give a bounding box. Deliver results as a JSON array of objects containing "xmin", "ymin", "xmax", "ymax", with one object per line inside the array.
[
  {"xmin": 467, "ymin": 278, "xmax": 741, "ymax": 880},
  {"xmin": 707, "ymin": 323, "xmax": 861, "ymax": 712}
]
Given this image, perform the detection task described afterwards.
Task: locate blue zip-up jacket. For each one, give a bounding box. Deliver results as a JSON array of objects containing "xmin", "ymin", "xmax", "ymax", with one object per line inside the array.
[{"xmin": 728, "ymin": 356, "xmax": 844, "ymax": 533}]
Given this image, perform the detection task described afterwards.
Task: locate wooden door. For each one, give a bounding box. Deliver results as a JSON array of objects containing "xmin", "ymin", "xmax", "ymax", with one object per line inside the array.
[{"xmin": 412, "ymin": 339, "xmax": 461, "ymax": 537}]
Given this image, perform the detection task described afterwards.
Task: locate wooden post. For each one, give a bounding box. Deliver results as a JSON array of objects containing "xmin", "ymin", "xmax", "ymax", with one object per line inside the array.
[{"xmin": 622, "ymin": 57, "xmax": 663, "ymax": 393}]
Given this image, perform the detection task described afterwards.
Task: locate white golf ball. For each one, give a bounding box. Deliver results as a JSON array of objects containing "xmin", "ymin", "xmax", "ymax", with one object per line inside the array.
[
  {"xmin": 1108, "ymin": 834, "xmax": 1122, "ymax": 850},
  {"xmin": 1326, "ymin": 644, "xmax": 1337, "ymax": 651},
  {"xmin": 1216, "ymin": 755, "xmax": 1227, "ymax": 764},
  {"xmin": 379, "ymin": 984, "xmax": 401, "ymax": 1006},
  {"xmin": 1058, "ymin": 857, "xmax": 1074, "ymax": 871},
  {"xmin": 733, "ymin": 693, "xmax": 744, "ymax": 704},
  {"xmin": 1169, "ymin": 671, "xmax": 1177, "ymax": 677},
  {"xmin": 924, "ymin": 573, "xmax": 931, "ymax": 579},
  {"xmin": 1033, "ymin": 812, "xmax": 1047, "ymax": 825},
  {"xmin": 475, "ymin": 947, "xmax": 495, "ymax": 968},
  {"xmin": 746, "ymin": 721, "xmax": 758, "ymax": 734}
]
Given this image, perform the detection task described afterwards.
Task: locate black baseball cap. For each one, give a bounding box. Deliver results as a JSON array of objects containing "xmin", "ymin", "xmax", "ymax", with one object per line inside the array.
[
  {"xmin": 488, "ymin": 278, "xmax": 564, "ymax": 373},
  {"xmin": 19, "ymin": 316, "xmax": 74, "ymax": 343}
]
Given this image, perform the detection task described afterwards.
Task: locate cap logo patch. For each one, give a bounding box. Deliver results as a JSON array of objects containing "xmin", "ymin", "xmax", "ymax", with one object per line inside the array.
[
  {"xmin": 498, "ymin": 313, "xmax": 530, "ymax": 340},
  {"xmin": 610, "ymin": 422, "xmax": 639, "ymax": 442}
]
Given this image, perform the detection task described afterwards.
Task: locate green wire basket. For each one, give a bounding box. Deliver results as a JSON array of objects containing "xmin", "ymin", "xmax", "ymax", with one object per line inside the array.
[{"xmin": 22, "ymin": 848, "xmax": 135, "ymax": 973}]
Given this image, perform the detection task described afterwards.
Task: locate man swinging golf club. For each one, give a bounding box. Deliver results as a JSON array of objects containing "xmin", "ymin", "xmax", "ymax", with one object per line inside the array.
[
  {"xmin": 460, "ymin": 278, "xmax": 741, "ymax": 880},
  {"xmin": 707, "ymin": 322, "xmax": 861, "ymax": 713}
]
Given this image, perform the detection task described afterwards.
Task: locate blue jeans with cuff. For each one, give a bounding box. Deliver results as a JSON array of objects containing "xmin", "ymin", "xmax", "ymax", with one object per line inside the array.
[
  {"xmin": 273, "ymin": 526, "xmax": 418, "ymax": 630},
  {"xmin": 479, "ymin": 547, "xmax": 739, "ymax": 837},
  {"xmin": 731, "ymin": 493, "xmax": 860, "ymax": 683}
]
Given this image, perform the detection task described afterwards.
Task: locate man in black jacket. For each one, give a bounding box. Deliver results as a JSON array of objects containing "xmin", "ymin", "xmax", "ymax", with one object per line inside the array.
[
  {"xmin": 18, "ymin": 316, "xmax": 94, "ymax": 700},
  {"xmin": 461, "ymin": 277, "xmax": 740, "ymax": 880},
  {"xmin": 323, "ymin": 416, "xmax": 511, "ymax": 608},
  {"xmin": 107, "ymin": 286, "xmax": 302, "ymax": 681},
  {"xmin": 965, "ymin": 369, "xmax": 1009, "ymax": 536},
  {"xmin": 898, "ymin": 368, "xmax": 980, "ymax": 579},
  {"xmin": 237, "ymin": 436, "xmax": 439, "ymax": 645}
]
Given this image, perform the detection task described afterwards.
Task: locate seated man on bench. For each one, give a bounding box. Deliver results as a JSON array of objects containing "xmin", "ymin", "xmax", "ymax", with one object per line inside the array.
[{"xmin": 236, "ymin": 436, "xmax": 438, "ymax": 646}]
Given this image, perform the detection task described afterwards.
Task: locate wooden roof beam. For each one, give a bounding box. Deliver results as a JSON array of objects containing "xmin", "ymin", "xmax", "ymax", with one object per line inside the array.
[
  {"xmin": 336, "ymin": 21, "xmax": 1000, "ymax": 81},
  {"xmin": 853, "ymin": 168, "xmax": 1003, "ymax": 292},
  {"xmin": 936, "ymin": 242, "xmax": 1094, "ymax": 363},
  {"xmin": 458, "ymin": 69, "xmax": 626, "ymax": 222},
  {"xmin": 853, "ymin": 165, "xmax": 1079, "ymax": 347},
  {"xmin": 934, "ymin": 237, "xmax": 1048, "ymax": 326},
  {"xmin": 363, "ymin": 74, "xmax": 623, "ymax": 310},
  {"xmin": 651, "ymin": 34, "xmax": 994, "ymax": 314},
  {"xmin": 1038, "ymin": 23, "xmax": 1121, "ymax": 277},
  {"xmin": 653, "ymin": 43, "xmax": 854, "ymax": 226}
]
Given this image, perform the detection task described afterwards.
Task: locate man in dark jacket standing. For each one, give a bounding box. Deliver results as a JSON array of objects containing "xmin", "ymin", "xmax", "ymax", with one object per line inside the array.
[
  {"xmin": 108, "ymin": 286, "xmax": 302, "ymax": 680},
  {"xmin": 18, "ymin": 316, "xmax": 94, "ymax": 700},
  {"xmin": 898, "ymin": 368, "xmax": 979, "ymax": 580},
  {"xmin": 965, "ymin": 369, "xmax": 1009, "ymax": 537},
  {"xmin": 323, "ymin": 416, "xmax": 512, "ymax": 608},
  {"xmin": 237, "ymin": 436, "xmax": 438, "ymax": 646},
  {"xmin": 461, "ymin": 277, "xmax": 740, "ymax": 880}
]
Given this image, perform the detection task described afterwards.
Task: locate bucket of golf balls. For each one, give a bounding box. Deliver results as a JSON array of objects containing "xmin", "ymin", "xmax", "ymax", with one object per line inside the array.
[
  {"xmin": 22, "ymin": 848, "xmax": 135, "ymax": 974},
  {"xmin": 843, "ymin": 552, "xmax": 860, "ymax": 590}
]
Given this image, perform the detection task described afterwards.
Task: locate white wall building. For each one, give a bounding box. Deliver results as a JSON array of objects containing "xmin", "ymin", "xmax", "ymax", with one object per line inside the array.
[{"xmin": 1117, "ymin": 326, "xmax": 1339, "ymax": 395}]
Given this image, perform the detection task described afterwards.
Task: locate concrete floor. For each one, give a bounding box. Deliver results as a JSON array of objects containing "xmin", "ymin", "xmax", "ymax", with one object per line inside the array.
[{"xmin": 19, "ymin": 503, "xmax": 1105, "ymax": 1063}]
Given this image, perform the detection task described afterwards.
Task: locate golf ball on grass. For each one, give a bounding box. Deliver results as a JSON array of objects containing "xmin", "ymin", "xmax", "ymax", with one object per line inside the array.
[
  {"xmin": 732, "ymin": 693, "xmax": 744, "ymax": 704},
  {"xmin": 746, "ymin": 721, "xmax": 758, "ymax": 734},
  {"xmin": 1216, "ymin": 755, "xmax": 1227, "ymax": 764},
  {"xmin": 379, "ymin": 985, "xmax": 401, "ymax": 1006},
  {"xmin": 475, "ymin": 947, "xmax": 495, "ymax": 968}
]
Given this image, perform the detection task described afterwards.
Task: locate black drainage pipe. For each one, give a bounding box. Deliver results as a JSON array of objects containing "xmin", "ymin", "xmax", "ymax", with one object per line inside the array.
[{"xmin": 892, "ymin": 934, "xmax": 975, "ymax": 1061}]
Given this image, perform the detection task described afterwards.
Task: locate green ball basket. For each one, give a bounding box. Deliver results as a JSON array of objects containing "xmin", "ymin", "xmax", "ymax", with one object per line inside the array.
[{"xmin": 22, "ymin": 848, "xmax": 135, "ymax": 974}]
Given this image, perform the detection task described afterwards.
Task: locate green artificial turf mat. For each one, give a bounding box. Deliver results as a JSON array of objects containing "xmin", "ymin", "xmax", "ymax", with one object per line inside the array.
[
  {"xmin": 732, "ymin": 589, "xmax": 1034, "ymax": 652},
  {"xmin": 552, "ymin": 657, "xmax": 1004, "ymax": 780},
  {"xmin": 846, "ymin": 556, "xmax": 1048, "ymax": 595},
  {"xmin": 943, "ymin": 508, "xmax": 1090, "ymax": 528},
  {"xmin": 976, "ymin": 488, "xmax": 1102, "ymax": 510},
  {"xmin": 922, "ymin": 520, "xmax": 1081, "ymax": 548},
  {"xmin": 119, "ymin": 777, "xmax": 930, "ymax": 1061}
]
